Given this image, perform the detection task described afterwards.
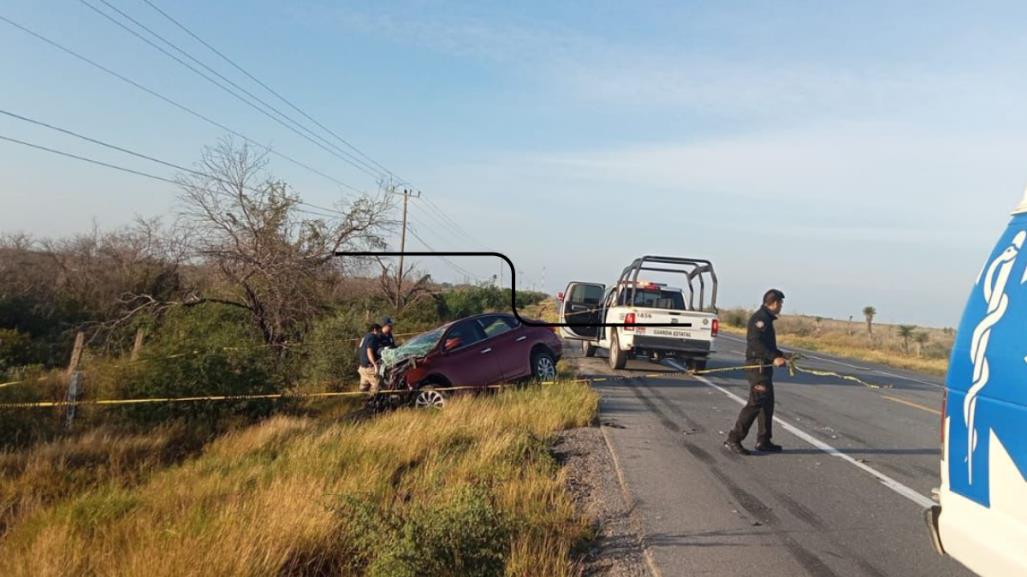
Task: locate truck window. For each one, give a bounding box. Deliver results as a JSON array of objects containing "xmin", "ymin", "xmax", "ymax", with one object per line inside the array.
[
  {"xmin": 619, "ymin": 288, "xmax": 686, "ymax": 310},
  {"xmin": 570, "ymin": 283, "xmax": 604, "ymax": 306}
]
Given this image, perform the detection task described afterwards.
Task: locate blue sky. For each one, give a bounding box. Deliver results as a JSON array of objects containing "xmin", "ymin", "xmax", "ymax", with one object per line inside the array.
[{"xmin": 3, "ymin": 1, "xmax": 1027, "ymax": 326}]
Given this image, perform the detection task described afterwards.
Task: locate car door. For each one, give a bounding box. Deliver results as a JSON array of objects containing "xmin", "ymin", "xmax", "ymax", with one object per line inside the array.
[
  {"xmin": 437, "ymin": 319, "xmax": 501, "ymax": 387},
  {"xmin": 478, "ymin": 314, "xmax": 530, "ymax": 380},
  {"xmin": 559, "ymin": 282, "xmax": 606, "ymax": 340}
]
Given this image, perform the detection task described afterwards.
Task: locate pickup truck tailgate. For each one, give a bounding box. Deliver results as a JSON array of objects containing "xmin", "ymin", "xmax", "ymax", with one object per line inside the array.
[{"xmin": 621, "ymin": 309, "xmax": 717, "ymax": 352}]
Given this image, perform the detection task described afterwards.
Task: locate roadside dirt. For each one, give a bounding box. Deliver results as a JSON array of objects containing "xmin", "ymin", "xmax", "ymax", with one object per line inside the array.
[{"xmin": 552, "ymin": 426, "xmax": 650, "ymax": 577}]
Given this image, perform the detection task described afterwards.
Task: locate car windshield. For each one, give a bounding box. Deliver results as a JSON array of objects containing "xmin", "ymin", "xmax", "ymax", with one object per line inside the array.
[{"xmin": 381, "ymin": 326, "xmax": 446, "ymax": 366}]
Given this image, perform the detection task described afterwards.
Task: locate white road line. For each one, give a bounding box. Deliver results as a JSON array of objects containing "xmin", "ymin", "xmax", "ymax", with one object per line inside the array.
[{"xmin": 665, "ymin": 359, "xmax": 936, "ymax": 510}]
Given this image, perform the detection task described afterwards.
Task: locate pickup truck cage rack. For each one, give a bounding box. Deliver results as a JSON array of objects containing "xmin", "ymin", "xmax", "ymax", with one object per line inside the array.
[{"xmin": 617, "ymin": 255, "xmax": 718, "ymax": 312}]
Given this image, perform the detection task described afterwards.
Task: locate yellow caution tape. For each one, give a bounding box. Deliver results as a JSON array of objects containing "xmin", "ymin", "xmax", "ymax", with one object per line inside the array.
[
  {"xmin": 0, "ymin": 358, "xmax": 891, "ymax": 410},
  {"xmin": 0, "ymin": 379, "xmax": 594, "ymax": 410},
  {"xmin": 0, "ymin": 331, "xmax": 430, "ymax": 389}
]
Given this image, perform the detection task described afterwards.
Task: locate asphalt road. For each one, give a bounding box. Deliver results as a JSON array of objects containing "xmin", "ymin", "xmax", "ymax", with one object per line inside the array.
[{"xmin": 570, "ymin": 334, "xmax": 977, "ymax": 577}]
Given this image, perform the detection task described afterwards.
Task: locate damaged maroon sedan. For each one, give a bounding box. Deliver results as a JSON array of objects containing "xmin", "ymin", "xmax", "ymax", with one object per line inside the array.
[{"xmin": 379, "ymin": 313, "xmax": 562, "ymax": 408}]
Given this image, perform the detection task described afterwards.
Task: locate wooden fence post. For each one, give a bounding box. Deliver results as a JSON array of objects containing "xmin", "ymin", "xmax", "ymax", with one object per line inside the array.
[
  {"xmin": 66, "ymin": 331, "xmax": 85, "ymax": 379},
  {"xmin": 64, "ymin": 331, "xmax": 85, "ymax": 431},
  {"xmin": 130, "ymin": 328, "xmax": 145, "ymax": 361}
]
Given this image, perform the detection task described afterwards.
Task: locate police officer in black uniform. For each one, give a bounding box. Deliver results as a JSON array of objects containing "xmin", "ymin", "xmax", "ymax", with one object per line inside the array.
[{"xmin": 724, "ymin": 289, "xmax": 790, "ymax": 455}]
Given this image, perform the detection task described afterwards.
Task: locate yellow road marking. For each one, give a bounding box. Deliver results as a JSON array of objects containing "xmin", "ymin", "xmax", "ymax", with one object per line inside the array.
[{"xmin": 882, "ymin": 394, "xmax": 941, "ymax": 415}]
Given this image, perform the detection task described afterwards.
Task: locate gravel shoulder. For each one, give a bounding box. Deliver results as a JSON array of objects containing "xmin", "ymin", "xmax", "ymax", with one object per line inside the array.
[{"xmin": 552, "ymin": 426, "xmax": 650, "ymax": 577}]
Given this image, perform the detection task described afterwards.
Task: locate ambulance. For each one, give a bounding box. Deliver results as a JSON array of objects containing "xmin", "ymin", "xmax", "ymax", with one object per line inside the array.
[{"xmin": 928, "ymin": 190, "xmax": 1027, "ymax": 576}]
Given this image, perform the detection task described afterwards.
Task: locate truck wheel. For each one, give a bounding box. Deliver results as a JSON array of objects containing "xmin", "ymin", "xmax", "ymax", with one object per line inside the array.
[
  {"xmin": 582, "ymin": 341, "xmax": 597, "ymax": 358},
  {"xmin": 609, "ymin": 333, "xmax": 627, "ymax": 370}
]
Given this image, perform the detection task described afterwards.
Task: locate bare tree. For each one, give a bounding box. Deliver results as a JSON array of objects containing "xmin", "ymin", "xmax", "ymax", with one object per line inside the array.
[
  {"xmin": 175, "ymin": 139, "xmax": 393, "ymax": 348},
  {"xmin": 376, "ymin": 259, "xmax": 433, "ymax": 310},
  {"xmin": 0, "ymin": 220, "xmax": 187, "ymax": 348}
]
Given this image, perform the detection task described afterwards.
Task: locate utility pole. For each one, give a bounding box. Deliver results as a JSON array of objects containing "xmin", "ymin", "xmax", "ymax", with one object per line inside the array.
[{"xmin": 390, "ymin": 187, "xmax": 421, "ymax": 299}]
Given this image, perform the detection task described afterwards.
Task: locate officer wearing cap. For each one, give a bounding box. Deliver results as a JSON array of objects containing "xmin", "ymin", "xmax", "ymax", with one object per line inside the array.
[
  {"xmin": 724, "ymin": 289, "xmax": 791, "ymax": 455},
  {"xmin": 379, "ymin": 317, "xmax": 396, "ymax": 350}
]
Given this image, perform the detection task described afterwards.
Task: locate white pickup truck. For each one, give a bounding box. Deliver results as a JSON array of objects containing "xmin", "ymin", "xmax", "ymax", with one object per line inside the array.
[{"xmin": 559, "ymin": 256, "xmax": 720, "ymax": 370}]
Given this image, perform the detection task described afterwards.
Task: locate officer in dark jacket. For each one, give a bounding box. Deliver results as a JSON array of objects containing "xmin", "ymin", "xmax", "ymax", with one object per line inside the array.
[
  {"xmin": 357, "ymin": 324, "xmax": 383, "ymax": 393},
  {"xmin": 725, "ymin": 289, "xmax": 790, "ymax": 455}
]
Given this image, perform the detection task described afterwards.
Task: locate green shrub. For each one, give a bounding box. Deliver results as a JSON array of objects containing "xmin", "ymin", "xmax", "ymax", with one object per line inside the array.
[
  {"xmin": 722, "ymin": 308, "xmax": 750, "ymax": 328},
  {"xmin": 393, "ymin": 297, "xmax": 442, "ymax": 333},
  {"xmin": 923, "ymin": 342, "xmax": 952, "ymax": 360},
  {"xmin": 0, "ymin": 366, "xmax": 66, "ymax": 447},
  {"xmin": 299, "ymin": 309, "xmax": 368, "ymax": 387},
  {"xmin": 439, "ymin": 285, "xmax": 543, "ymax": 320},
  {"xmin": 97, "ymin": 305, "xmax": 281, "ymax": 426},
  {"xmin": 337, "ymin": 487, "xmax": 510, "ymax": 577},
  {"xmin": 0, "ymin": 328, "xmax": 35, "ymax": 375}
]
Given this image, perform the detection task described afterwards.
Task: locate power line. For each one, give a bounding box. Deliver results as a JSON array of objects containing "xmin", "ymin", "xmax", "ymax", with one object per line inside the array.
[
  {"xmin": 0, "ymin": 130, "xmax": 478, "ymax": 284},
  {"xmin": 406, "ymin": 205, "xmax": 477, "ymax": 250},
  {"xmin": 0, "ymin": 14, "xmax": 364, "ymax": 194},
  {"xmin": 138, "ymin": 0, "xmax": 400, "ymax": 182},
  {"xmin": 80, "ymin": 0, "xmax": 387, "ymax": 182},
  {"xmin": 90, "ymin": 0, "xmax": 387, "ymax": 180},
  {"xmin": 0, "ymin": 133, "xmax": 180, "ymax": 185},
  {"xmin": 405, "ymin": 224, "xmax": 480, "ymax": 283},
  {"xmin": 0, "ymin": 110, "xmax": 347, "ymax": 217},
  {"xmin": 419, "ymin": 195, "xmax": 492, "ymax": 249}
]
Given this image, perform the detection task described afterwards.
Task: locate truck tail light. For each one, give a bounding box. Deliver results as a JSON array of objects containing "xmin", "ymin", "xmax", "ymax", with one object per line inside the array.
[
  {"xmin": 712, "ymin": 319, "xmax": 720, "ymax": 337},
  {"xmin": 624, "ymin": 312, "xmax": 636, "ymax": 331}
]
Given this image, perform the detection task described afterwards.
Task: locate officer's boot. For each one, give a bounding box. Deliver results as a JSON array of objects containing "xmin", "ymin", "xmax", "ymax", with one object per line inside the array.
[
  {"xmin": 724, "ymin": 438, "xmax": 751, "ymax": 456},
  {"xmin": 755, "ymin": 440, "xmax": 783, "ymax": 453}
]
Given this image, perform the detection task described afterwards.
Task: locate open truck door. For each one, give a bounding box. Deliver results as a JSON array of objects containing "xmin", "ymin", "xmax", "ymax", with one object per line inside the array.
[{"xmin": 558, "ymin": 282, "xmax": 605, "ymax": 340}]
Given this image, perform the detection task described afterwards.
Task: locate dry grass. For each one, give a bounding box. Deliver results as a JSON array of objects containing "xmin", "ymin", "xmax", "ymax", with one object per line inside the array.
[
  {"xmin": 720, "ymin": 310, "xmax": 953, "ymax": 376},
  {"xmin": 0, "ymin": 425, "xmax": 203, "ymax": 537},
  {"xmin": 521, "ymin": 299, "xmax": 561, "ymax": 324},
  {"xmin": 0, "ymin": 381, "xmax": 599, "ymax": 577}
]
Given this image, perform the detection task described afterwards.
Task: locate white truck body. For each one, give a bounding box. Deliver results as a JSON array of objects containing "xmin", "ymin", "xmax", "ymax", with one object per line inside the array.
[{"xmin": 559, "ymin": 256, "xmax": 719, "ymax": 370}]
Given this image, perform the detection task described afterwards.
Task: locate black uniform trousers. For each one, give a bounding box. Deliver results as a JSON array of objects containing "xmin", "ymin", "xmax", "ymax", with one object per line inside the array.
[{"xmin": 728, "ymin": 364, "xmax": 775, "ymax": 444}]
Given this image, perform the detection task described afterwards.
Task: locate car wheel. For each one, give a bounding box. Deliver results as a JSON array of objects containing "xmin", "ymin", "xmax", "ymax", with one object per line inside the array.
[
  {"xmin": 582, "ymin": 340, "xmax": 597, "ymax": 358},
  {"xmin": 532, "ymin": 350, "xmax": 557, "ymax": 381},
  {"xmin": 414, "ymin": 387, "xmax": 446, "ymax": 409},
  {"xmin": 609, "ymin": 332, "xmax": 627, "ymax": 370}
]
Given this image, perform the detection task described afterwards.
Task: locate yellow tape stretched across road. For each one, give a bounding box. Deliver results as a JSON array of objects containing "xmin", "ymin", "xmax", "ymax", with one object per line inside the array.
[
  {"xmin": 586, "ymin": 357, "xmax": 891, "ymax": 390},
  {"xmin": 0, "ymin": 358, "xmax": 890, "ymax": 410}
]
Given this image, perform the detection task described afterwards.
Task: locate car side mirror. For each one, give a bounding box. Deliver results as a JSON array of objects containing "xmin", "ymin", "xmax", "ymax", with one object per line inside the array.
[{"xmin": 443, "ymin": 337, "xmax": 462, "ymax": 352}]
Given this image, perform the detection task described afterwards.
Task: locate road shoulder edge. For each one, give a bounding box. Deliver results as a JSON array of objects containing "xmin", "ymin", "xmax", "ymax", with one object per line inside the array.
[{"xmin": 600, "ymin": 423, "xmax": 664, "ymax": 577}]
